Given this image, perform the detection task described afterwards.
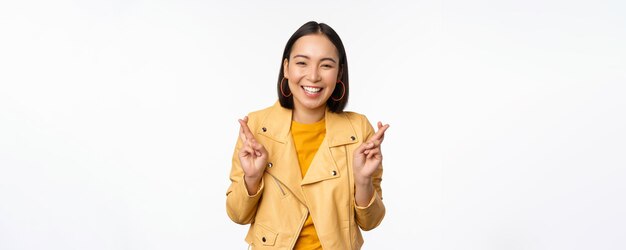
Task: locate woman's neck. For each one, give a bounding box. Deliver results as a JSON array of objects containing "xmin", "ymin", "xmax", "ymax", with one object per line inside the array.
[{"xmin": 292, "ymin": 106, "xmax": 325, "ymax": 124}]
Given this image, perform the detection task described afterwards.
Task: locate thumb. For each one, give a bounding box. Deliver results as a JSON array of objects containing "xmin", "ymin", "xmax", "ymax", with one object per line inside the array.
[
  {"xmin": 251, "ymin": 139, "xmax": 267, "ymax": 155},
  {"xmin": 355, "ymin": 142, "xmax": 369, "ymax": 155}
]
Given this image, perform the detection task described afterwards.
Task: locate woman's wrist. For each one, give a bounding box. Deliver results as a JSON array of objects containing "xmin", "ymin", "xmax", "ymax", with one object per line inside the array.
[
  {"xmin": 354, "ymin": 175, "xmax": 373, "ymax": 186},
  {"xmin": 244, "ymin": 175, "xmax": 262, "ymax": 195},
  {"xmin": 354, "ymin": 177, "xmax": 374, "ymax": 207}
]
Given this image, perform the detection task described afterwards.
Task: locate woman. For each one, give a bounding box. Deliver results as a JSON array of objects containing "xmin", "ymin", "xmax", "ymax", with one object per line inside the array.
[{"xmin": 226, "ymin": 21, "xmax": 389, "ymax": 249}]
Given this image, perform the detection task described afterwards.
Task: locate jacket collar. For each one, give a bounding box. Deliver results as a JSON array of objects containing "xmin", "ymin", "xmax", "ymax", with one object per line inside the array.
[
  {"xmin": 257, "ymin": 101, "xmax": 361, "ymax": 146},
  {"xmin": 256, "ymin": 101, "xmax": 361, "ymax": 203}
]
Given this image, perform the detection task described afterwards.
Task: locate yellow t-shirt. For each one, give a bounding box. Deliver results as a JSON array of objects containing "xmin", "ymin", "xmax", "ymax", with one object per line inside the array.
[{"xmin": 291, "ymin": 118, "xmax": 325, "ymax": 250}]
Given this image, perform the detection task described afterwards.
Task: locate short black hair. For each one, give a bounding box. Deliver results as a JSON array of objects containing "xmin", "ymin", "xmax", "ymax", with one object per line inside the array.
[{"xmin": 277, "ymin": 21, "xmax": 349, "ymax": 113}]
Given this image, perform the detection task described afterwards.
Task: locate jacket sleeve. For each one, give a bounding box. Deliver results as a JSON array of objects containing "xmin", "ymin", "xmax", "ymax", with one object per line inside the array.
[
  {"xmin": 225, "ymin": 115, "xmax": 264, "ymax": 225},
  {"xmin": 354, "ymin": 115, "xmax": 386, "ymax": 231}
]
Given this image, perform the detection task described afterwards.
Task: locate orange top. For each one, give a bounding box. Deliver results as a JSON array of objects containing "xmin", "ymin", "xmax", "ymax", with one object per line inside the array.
[{"xmin": 291, "ymin": 118, "xmax": 325, "ymax": 250}]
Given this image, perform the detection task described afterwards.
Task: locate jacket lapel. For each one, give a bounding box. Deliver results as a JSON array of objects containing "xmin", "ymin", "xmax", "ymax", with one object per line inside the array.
[
  {"xmin": 256, "ymin": 102, "xmax": 306, "ymax": 204},
  {"xmin": 302, "ymin": 108, "xmax": 360, "ymax": 185}
]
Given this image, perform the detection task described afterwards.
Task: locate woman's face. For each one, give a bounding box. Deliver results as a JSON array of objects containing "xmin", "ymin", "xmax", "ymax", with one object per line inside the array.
[{"xmin": 283, "ymin": 33, "xmax": 340, "ymax": 114}]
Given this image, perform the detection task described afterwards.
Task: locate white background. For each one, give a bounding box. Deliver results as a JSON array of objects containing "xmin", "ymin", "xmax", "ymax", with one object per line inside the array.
[{"xmin": 1, "ymin": 0, "xmax": 625, "ymax": 249}]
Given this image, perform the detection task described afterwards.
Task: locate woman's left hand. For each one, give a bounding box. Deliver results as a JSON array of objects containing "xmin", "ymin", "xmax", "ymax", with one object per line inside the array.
[{"xmin": 353, "ymin": 122, "xmax": 389, "ymax": 184}]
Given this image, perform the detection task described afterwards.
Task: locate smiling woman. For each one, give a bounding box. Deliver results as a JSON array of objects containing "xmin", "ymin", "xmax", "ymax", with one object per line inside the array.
[
  {"xmin": 277, "ymin": 21, "xmax": 349, "ymax": 117},
  {"xmin": 282, "ymin": 34, "xmax": 343, "ymax": 124},
  {"xmin": 226, "ymin": 21, "xmax": 389, "ymax": 249}
]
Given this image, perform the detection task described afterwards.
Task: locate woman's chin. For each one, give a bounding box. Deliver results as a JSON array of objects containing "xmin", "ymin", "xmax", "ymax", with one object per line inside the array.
[{"xmin": 294, "ymin": 98, "xmax": 327, "ymax": 111}]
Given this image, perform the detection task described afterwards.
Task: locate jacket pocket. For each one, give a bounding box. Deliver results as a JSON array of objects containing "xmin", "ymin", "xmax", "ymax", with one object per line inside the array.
[
  {"xmin": 254, "ymin": 223, "xmax": 278, "ymax": 246},
  {"xmin": 270, "ymin": 175, "xmax": 287, "ymax": 197}
]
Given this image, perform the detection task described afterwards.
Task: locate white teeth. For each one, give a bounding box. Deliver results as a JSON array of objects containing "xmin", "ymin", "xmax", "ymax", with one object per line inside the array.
[{"xmin": 303, "ymin": 86, "xmax": 322, "ymax": 93}]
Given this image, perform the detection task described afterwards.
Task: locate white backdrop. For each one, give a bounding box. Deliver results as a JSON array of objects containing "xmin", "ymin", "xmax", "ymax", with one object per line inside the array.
[{"xmin": 1, "ymin": 0, "xmax": 625, "ymax": 249}]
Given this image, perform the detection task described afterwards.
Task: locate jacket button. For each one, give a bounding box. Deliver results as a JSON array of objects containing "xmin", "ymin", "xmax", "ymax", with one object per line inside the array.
[
  {"xmin": 267, "ymin": 162, "xmax": 273, "ymax": 168},
  {"xmin": 350, "ymin": 136, "xmax": 356, "ymax": 141},
  {"xmin": 262, "ymin": 236, "xmax": 266, "ymax": 242},
  {"xmin": 331, "ymin": 170, "xmax": 337, "ymax": 176},
  {"xmin": 262, "ymin": 127, "xmax": 267, "ymax": 132}
]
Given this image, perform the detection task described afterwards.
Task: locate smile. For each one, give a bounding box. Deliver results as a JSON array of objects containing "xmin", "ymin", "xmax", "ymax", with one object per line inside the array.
[{"xmin": 302, "ymin": 86, "xmax": 322, "ymax": 94}]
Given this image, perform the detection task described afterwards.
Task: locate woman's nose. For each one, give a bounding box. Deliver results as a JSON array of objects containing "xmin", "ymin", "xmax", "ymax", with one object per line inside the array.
[{"xmin": 307, "ymin": 67, "xmax": 322, "ymax": 82}]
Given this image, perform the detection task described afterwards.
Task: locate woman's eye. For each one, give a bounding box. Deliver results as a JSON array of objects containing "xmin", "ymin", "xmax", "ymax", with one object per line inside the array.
[
  {"xmin": 322, "ymin": 64, "xmax": 333, "ymax": 68},
  {"xmin": 296, "ymin": 62, "xmax": 306, "ymax": 65}
]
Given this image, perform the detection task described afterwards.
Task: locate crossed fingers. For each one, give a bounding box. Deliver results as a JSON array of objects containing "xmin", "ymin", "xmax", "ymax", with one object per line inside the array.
[
  {"xmin": 238, "ymin": 116, "xmax": 253, "ymax": 142},
  {"xmin": 363, "ymin": 122, "xmax": 389, "ymax": 156},
  {"xmin": 238, "ymin": 116, "xmax": 264, "ymax": 157}
]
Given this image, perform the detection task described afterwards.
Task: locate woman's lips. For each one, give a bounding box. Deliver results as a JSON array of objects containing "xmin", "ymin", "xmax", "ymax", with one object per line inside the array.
[{"xmin": 302, "ymin": 86, "xmax": 323, "ymax": 97}]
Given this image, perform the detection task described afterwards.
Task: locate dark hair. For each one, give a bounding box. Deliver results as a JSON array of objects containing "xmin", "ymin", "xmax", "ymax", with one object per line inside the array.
[{"xmin": 277, "ymin": 21, "xmax": 349, "ymax": 113}]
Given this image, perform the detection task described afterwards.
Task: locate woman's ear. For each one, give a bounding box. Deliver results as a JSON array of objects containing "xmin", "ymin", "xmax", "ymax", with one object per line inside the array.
[{"xmin": 283, "ymin": 58, "xmax": 289, "ymax": 78}]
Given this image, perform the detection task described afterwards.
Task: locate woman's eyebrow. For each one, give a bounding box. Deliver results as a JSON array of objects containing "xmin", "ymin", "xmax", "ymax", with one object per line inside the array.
[
  {"xmin": 320, "ymin": 57, "xmax": 337, "ymax": 63},
  {"xmin": 293, "ymin": 55, "xmax": 337, "ymax": 63},
  {"xmin": 293, "ymin": 54, "xmax": 310, "ymax": 60}
]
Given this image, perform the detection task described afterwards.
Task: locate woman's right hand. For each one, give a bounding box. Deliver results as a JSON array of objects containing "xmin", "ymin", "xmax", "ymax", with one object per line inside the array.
[{"xmin": 237, "ymin": 116, "xmax": 268, "ymax": 193}]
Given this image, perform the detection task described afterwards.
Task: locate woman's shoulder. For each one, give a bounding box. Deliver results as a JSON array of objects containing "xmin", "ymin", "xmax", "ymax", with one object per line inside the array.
[
  {"xmin": 342, "ymin": 110, "xmax": 366, "ymax": 118},
  {"xmin": 243, "ymin": 101, "xmax": 285, "ymax": 129},
  {"xmin": 246, "ymin": 101, "xmax": 282, "ymax": 119},
  {"xmin": 246, "ymin": 103, "xmax": 276, "ymax": 118},
  {"xmin": 341, "ymin": 110, "xmax": 371, "ymax": 126},
  {"xmin": 336, "ymin": 110, "xmax": 375, "ymax": 137}
]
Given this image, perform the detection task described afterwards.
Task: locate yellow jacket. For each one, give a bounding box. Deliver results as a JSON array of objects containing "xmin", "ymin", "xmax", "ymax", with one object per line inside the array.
[{"xmin": 226, "ymin": 102, "xmax": 385, "ymax": 249}]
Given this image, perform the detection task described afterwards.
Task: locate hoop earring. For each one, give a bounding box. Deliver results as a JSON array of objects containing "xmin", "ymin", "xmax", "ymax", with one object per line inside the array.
[
  {"xmin": 280, "ymin": 77, "xmax": 292, "ymax": 97},
  {"xmin": 332, "ymin": 80, "xmax": 346, "ymax": 101}
]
